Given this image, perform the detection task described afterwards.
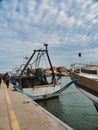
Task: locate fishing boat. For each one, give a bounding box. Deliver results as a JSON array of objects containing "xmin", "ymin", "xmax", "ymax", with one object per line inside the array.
[
  {"xmin": 11, "ymin": 44, "xmax": 76, "ymax": 101},
  {"xmin": 70, "ymin": 62, "xmax": 98, "ymax": 112}
]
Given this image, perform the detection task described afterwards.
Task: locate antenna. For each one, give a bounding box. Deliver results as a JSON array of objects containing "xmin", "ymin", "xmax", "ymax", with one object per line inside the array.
[{"xmin": 78, "ymin": 52, "xmax": 82, "ymax": 73}]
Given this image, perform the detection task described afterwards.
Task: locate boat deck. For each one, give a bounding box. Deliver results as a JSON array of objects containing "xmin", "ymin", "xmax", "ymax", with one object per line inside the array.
[
  {"xmin": 79, "ymin": 72, "xmax": 98, "ymax": 80},
  {"xmin": 0, "ymin": 82, "xmax": 72, "ymax": 130}
]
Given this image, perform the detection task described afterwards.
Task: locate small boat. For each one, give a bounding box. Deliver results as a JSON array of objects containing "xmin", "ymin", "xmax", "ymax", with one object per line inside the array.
[
  {"xmin": 70, "ymin": 62, "xmax": 98, "ymax": 112},
  {"xmin": 11, "ymin": 44, "xmax": 76, "ymax": 101}
]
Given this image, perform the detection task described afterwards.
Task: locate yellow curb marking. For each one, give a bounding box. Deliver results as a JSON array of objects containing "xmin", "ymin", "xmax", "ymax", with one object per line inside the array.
[{"xmin": 4, "ymin": 86, "xmax": 21, "ymax": 130}]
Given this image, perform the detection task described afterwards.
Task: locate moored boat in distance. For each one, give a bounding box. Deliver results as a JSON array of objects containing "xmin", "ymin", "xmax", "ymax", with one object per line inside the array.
[
  {"xmin": 70, "ymin": 62, "xmax": 98, "ymax": 112},
  {"xmin": 11, "ymin": 44, "xmax": 76, "ymax": 101}
]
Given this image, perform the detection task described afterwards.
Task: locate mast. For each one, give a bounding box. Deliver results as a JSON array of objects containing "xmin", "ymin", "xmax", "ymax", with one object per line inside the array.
[{"xmin": 44, "ymin": 44, "xmax": 55, "ymax": 83}]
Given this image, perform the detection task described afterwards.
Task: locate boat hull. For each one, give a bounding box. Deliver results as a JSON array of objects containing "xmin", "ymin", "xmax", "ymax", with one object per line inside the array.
[
  {"xmin": 13, "ymin": 79, "xmax": 77, "ymax": 101},
  {"xmin": 70, "ymin": 72, "xmax": 98, "ymax": 111},
  {"xmin": 70, "ymin": 72, "xmax": 98, "ymax": 96}
]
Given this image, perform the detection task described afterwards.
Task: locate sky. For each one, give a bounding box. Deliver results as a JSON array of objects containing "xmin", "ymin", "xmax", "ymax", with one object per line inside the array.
[{"xmin": 0, "ymin": 0, "xmax": 98, "ymax": 73}]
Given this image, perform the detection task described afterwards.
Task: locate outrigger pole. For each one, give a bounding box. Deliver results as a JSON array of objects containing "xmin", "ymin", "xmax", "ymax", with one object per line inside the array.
[{"xmin": 19, "ymin": 50, "xmax": 36, "ymax": 77}]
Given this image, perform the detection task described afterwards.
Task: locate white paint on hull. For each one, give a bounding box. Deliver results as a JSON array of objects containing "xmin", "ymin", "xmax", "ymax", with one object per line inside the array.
[{"xmin": 23, "ymin": 84, "xmax": 61, "ymax": 96}]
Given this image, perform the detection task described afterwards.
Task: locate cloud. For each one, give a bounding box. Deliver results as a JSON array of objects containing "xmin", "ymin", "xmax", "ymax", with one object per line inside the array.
[{"xmin": 0, "ymin": 0, "xmax": 98, "ymax": 72}]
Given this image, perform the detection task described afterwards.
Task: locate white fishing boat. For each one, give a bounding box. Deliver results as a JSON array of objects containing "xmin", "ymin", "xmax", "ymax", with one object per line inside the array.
[
  {"xmin": 11, "ymin": 44, "xmax": 76, "ymax": 101},
  {"xmin": 70, "ymin": 62, "xmax": 98, "ymax": 112}
]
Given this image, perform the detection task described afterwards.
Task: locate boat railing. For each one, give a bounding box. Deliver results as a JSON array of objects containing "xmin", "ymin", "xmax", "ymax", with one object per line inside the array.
[{"xmin": 71, "ymin": 62, "xmax": 98, "ymax": 77}]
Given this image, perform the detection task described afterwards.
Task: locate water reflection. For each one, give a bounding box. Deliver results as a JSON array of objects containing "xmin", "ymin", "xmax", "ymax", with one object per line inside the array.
[{"xmin": 37, "ymin": 97, "xmax": 63, "ymax": 118}]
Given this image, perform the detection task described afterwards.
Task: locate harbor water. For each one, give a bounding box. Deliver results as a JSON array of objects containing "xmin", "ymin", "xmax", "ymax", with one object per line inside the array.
[{"xmin": 37, "ymin": 77, "xmax": 98, "ymax": 130}]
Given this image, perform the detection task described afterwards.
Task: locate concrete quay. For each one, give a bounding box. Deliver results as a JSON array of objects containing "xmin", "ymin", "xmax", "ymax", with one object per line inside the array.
[{"xmin": 0, "ymin": 82, "xmax": 73, "ymax": 130}]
